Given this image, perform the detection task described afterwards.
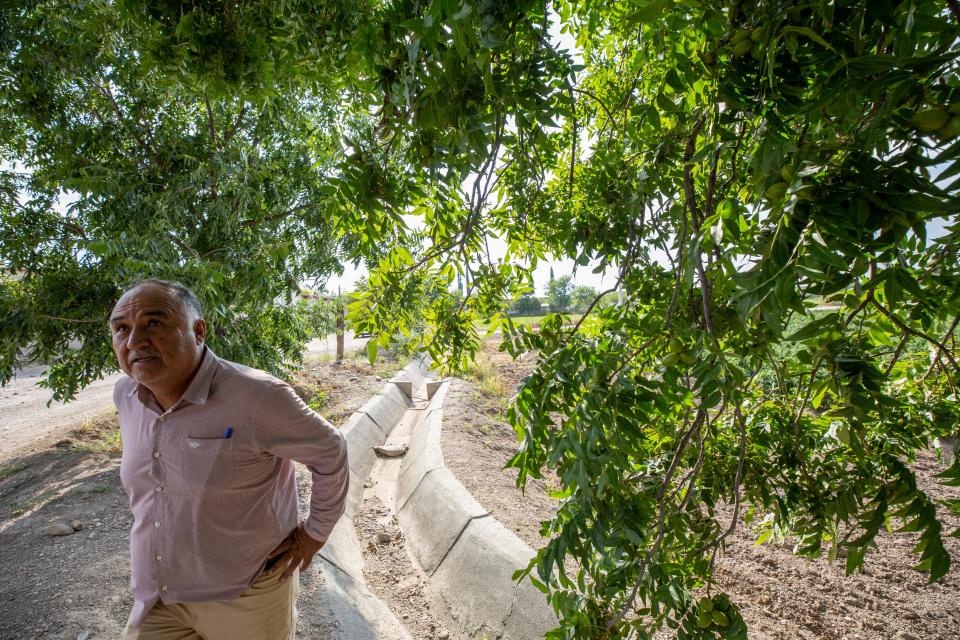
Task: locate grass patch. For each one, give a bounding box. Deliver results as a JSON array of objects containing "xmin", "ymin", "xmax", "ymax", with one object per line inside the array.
[
  {"xmin": 474, "ymin": 314, "xmax": 583, "ymax": 332},
  {"xmin": 307, "ymin": 387, "xmax": 328, "ymax": 412},
  {"xmin": 464, "ymin": 353, "xmax": 506, "ymax": 398},
  {"xmin": 71, "ymin": 410, "xmax": 123, "ymax": 456},
  {"xmin": 344, "ymin": 348, "xmax": 406, "ymax": 377},
  {"xmin": 373, "ymin": 357, "xmax": 405, "ymax": 378},
  {"xmin": 0, "ymin": 462, "xmax": 26, "ymax": 481},
  {"xmin": 307, "ymin": 348, "xmax": 405, "ymax": 378},
  {"xmin": 291, "ymin": 379, "xmax": 329, "ymax": 412}
]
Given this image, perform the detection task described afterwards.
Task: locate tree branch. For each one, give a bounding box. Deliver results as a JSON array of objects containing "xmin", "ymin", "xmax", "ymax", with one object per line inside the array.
[
  {"xmin": 222, "ymin": 106, "xmax": 248, "ymax": 147},
  {"xmin": 204, "ymin": 93, "xmax": 217, "ymax": 148},
  {"xmin": 922, "ymin": 315, "xmax": 960, "ymax": 383},
  {"xmin": 683, "ymin": 116, "xmax": 707, "ymax": 226},
  {"xmin": 704, "ymin": 145, "xmax": 720, "ymax": 219},
  {"xmin": 204, "ymin": 93, "xmax": 219, "ymax": 201},
  {"xmin": 570, "ymin": 285, "xmax": 617, "ymax": 334},
  {"xmin": 88, "ymin": 80, "xmax": 150, "ymax": 165},
  {"xmin": 167, "ymin": 231, "xmax": 200, "ymax": 259},
  {"xmin": 884, "ymin": 333, "xmax": 911, "ymax": 376},
  {"xmin": 606, "ymin": 410, "xmax": 707, "ymax": 632},
  {"xmin": 38, "ymin": 314, "xmax": 104, "ymax": 324},
  {"xmin": 241, "ymin": 202, "xmax": 323, "ymax": 227},
  {"xmin": 567, "ymin": 83, "xmax": 578, "ymax": 200},
  {"xmin": 683, "ymin": 116, "xmax": 717, "ymax": 338},
  {"xmin": 570, "ymin": 235, "xmax": 639, "ymax": 335},
  {"xmin": 719, "ymin": 121, "xmax": 749, "ymax": 195},
  {"xmin": 870, "ymin": 294, "xmax": 959, "ymax": 374},
  {"xmin": 570, "ymin": 86, "xmax": 617, "ymax": 129}
]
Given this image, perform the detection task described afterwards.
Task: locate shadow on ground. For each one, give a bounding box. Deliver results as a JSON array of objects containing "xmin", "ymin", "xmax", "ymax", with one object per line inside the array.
[{"xmin": 0, "ymin": 447, "xmax": 131, "ymax": 640}]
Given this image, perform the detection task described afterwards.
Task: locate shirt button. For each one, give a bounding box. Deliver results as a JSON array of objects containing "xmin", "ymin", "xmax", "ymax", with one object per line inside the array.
[
  {"xmin": 155, "ymin": 555, "xmax": 163, "ymax": 561},
  {"xmin": 154, "ymin": 486, "xmax": 162, "ymax": 493},
  {"xmin": 153, "ymin": 452, "xmax": 161, "ymax": 458},
  {"xmin": 154, "ymin": 521, "xmax": 161, "ymax": 527},
  {"xmin": 160, "ymin": 585, "xmax": 168, "ymax": 591}
]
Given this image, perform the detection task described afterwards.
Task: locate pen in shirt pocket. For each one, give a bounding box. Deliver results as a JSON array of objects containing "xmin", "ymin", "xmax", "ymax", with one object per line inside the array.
[{"xmin": 223, "ymin": 427, "xmax": 233, "ymax": 439}]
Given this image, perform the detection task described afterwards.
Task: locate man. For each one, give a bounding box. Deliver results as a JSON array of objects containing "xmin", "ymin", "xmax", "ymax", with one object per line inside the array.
[{"xmin": 110, "ymin": 279, "xmax": 348, "ymax": 639}]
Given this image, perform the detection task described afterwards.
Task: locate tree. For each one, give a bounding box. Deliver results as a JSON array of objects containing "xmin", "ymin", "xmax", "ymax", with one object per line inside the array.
[
  {"xmin": 294, "ymin": 291, "xmax": 340, "ymax": 341},
  {"xmin": 546, "ymin": 274, "xmax": 573, "ymax": 313},
  {"xmin": 0, "ymin": 0, "xmax": 408, "ymax": 399},
  {"xmin": 570, "ymin": 285, "xmax": 598, "ymax": 313},
  {"xmin": 3, "ymin": 1, "xmax": 960, "ymax": 638},
  {"xmin": 351, "ymin": 1, "xmax": 960, "ymax": 637},
  {"xmin": 511, "ymin": 293, "xmax": 543, "ymax": 316}
]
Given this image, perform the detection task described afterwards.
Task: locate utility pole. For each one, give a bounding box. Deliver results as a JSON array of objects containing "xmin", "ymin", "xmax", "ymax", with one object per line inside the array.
[{"xmin": 336, "ymin": 286, "xmax": 344, "ymax": 362}]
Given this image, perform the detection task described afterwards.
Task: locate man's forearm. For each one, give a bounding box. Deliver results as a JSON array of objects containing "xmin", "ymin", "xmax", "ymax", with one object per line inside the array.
[{"xmin": 303, "ymin": 452, "xmax": 349, "ymax": 542}]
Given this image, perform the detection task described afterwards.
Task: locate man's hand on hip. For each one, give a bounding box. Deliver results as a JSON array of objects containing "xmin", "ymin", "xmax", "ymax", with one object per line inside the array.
[{"xmin": 265, "ymin": 524, "xmax": 325, "ymax": 581}]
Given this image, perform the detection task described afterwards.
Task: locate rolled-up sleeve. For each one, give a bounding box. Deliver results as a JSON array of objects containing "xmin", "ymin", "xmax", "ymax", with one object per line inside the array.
[{"xmin": 252, "ymin": 382, "xmax": 349, "ymax": 542}]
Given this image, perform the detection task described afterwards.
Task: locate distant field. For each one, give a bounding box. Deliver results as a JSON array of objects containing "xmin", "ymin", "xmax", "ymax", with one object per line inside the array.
[{"xmin": 475, "ymin": 314, "xmax": 582, "ymax": 332}]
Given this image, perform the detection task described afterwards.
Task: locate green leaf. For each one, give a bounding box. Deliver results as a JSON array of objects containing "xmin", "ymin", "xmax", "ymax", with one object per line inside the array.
[
  {"xmin": 633, "ymin": 0, "xmax": 671, "ymax": 23},
  {"xmin": 782, "ymin": 26, "xmax": 835, "ymax": 51},
  {"xmin": 935, "ymin": 459, "xmax": 960, "ymax": 487},
  {"xmin": 784, "ymin": 313, "xmax": 840, "ymax": 342}
]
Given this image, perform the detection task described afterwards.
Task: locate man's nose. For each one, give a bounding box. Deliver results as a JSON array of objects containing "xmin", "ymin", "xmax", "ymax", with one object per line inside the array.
[{"xmin": 126, "ymin": 325, "xmax": 150, "ymax": 348}]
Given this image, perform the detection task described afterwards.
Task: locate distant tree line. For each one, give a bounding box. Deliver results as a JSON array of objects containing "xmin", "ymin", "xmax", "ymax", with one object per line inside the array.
[{"xmin": 509, "ymin": 277, "xmax": 619, "ymax": 315}]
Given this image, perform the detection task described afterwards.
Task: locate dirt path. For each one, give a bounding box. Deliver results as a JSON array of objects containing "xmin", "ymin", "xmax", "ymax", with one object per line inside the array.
[
  {"xmin": 0, "ymin": 366, "xmax": 121, "ymax": 464},
  {"xmin": 441, "ymin": 339, "xmax": 960, "ymax": 640},
  {"xmin": 0, "ymin": 355, "xmax": 396, "ymax": 640}
]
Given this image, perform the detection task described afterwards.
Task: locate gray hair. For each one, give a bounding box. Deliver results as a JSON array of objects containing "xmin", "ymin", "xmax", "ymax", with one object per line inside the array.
[{"xmin": 123, "ymin": 278, "xmax": 203, "ymax": 321}]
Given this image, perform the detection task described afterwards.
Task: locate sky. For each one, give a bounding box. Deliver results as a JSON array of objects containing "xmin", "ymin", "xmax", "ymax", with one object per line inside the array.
[{"xmin": 324, "ymin": 247, "xmax": 618, "ymax": 297}]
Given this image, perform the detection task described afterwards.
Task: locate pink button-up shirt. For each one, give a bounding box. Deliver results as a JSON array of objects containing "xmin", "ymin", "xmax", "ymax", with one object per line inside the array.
[{"xmin": 115, "ymin": 347, "xmax": 348, "ymax": 627}]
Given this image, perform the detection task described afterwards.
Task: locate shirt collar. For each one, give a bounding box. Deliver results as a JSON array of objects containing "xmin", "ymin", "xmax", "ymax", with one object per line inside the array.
[
  {"xmin": 179, "ymin": 345, "xmax": 218, "ymax": 406},
  {"xmin": 128, "ymin": 345, "xmax": 219, "ymax": 408}
]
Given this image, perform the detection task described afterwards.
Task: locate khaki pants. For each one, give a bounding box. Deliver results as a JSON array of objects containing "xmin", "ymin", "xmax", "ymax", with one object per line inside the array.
[{"xmin": 123, "ymin": 571, "xmax": 299, "ymax": 640}]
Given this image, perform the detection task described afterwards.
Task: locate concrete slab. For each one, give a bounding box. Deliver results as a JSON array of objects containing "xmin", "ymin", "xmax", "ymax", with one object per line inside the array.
[
  {"xmin": 341, "ymin": 409, "xmax": 387, "ymax": 443},
  {"xmin": 407, "ymin": 406, "xmax": 441, "ymax": 456},
  {"xmin": 503, "ymin": 570, "xmax": 558, "ymax": 640},
  {"xmin": 357, "ymin": 388, "xmax": 409, "ymax": 431},
  {"xmin": 429, "ymin": 516, "xmax": 552, "ymax": 640},
  {"xmin": 391, "ymin": 380, "xmax": 414, "ymax": 399},
  {"xmin": 383, "ymin": 359, "xmax": 556, "ymax": 640},
  {"xmin": 318, "ymin": 515, "xmax": 365, "ymax": 582},
  {"xmin": 396, "ymin": 411, "xmax": 445, "ymax": 510},
  {"xmin": 428, "ymin": 515, "xmax": 524, "ymax": 636},
  {"xmin": 320, "ymin": 558, "xmax": 413, "ymax": 640},
  {"xmin": 383, "ymin": 382, "xmax": 413, "ymax": 415},
  {"xmin": 425, "ymin": 379, "xmax": 449, "ymax": 403},
  {"xmin": 303, "ymin": 359, "xmax": 427, "ymax": 640},
  {"xmin": 341, "ymin": 413, "xmax": 387, "ymax": 516},
  {"xmin": 295, "ymin": 557, "xmax": 340, "ymax": 638},
  {"xmin": 391, "ymin": 359, "xmax": 429, "ymax": 389},
  {"xmin": 396, "ymin": 467, "xmax": 487, "ymax": 574}
]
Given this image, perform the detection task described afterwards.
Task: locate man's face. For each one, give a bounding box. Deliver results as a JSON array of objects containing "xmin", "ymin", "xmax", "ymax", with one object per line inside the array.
[{"xmin": 109, "ymin": 284, "xmax": 206, "ymax": 393}]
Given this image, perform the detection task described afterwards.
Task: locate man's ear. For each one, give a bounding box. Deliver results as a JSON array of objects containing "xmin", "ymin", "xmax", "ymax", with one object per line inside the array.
[{"xmin": 193, "ymin": 318, "xmax": 207, "ymax": 345}]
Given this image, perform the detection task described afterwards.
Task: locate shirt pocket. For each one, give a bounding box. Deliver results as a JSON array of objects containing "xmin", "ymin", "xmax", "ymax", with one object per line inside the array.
[{"xmin": 179, "ymin": 436, "xmax": 233, "ymax": 487}]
